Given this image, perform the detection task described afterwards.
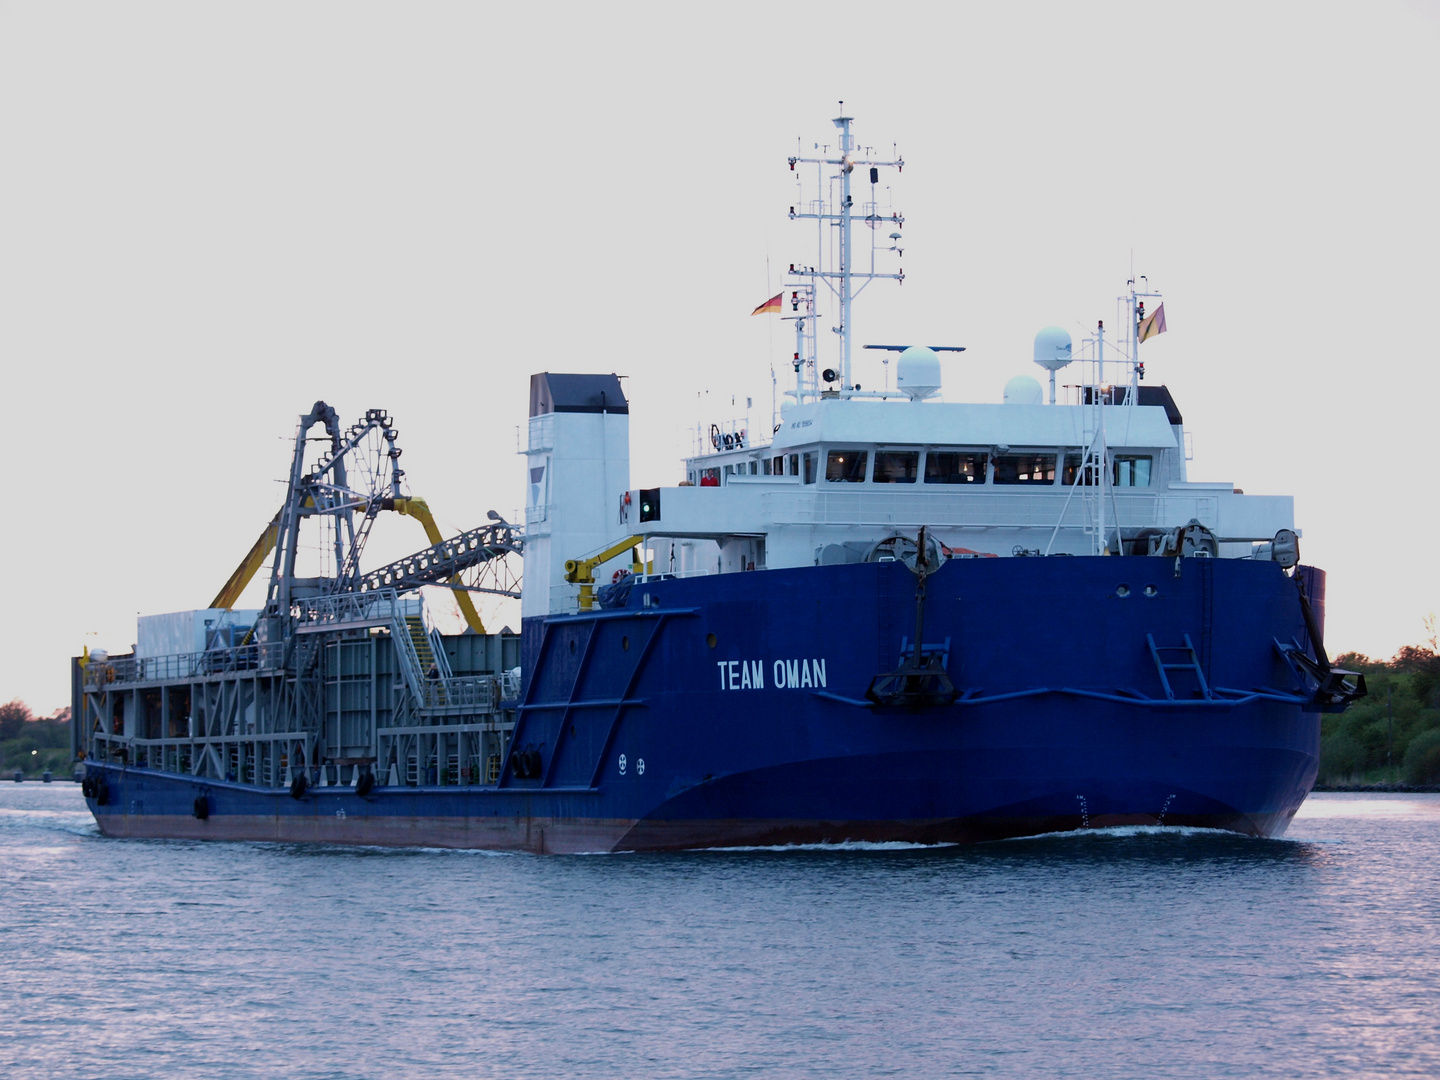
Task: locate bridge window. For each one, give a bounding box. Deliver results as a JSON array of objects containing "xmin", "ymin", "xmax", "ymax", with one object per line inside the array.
[
  {"xmin": 993, "ymin": 453, "xmax": 1056, "ymax": 485},
  {"xmin": 1114, "ymin": 456, "xmax": 1153, "ymax": 487},
  {"xmin": 802, "ymin": 453, "xmax": 816, "ymax": 485},
  {"xmin": 873, "ymin": 450, "xmax": 919, "ymax": 484},
  {"xmin": 826, "ymin": 450, "xmax": 869, "ymax": 483},
  {"xmin": 924, "ymin": 451, "xmax": 987, "ymax": 485}
]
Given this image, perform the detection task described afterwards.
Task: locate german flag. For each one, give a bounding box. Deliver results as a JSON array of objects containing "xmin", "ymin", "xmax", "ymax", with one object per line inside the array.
[
  {"xmin": 751, "ymin": 292, "xmax": 783, "ymax": 316},
  {"xmin": 1138, "ymin": 302, "xmax": 1167, "ymax": 343}
]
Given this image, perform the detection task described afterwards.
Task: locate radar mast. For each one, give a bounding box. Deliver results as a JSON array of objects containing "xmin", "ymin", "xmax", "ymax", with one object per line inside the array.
[{"xmin": 786, "ymin": 106, "xmax": 905, "ymax": 400}]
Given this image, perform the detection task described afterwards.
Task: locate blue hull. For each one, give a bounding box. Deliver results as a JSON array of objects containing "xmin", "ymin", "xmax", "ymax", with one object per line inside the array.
[{"xmin": 86, "ymin": 557, "xmax": 1322, "ymax": 851}]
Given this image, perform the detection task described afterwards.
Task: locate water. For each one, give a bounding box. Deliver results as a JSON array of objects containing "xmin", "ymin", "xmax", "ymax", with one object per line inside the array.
[{"xmin": 2, "ymin": 787, "xmax": 1437, "ymax": 1079}]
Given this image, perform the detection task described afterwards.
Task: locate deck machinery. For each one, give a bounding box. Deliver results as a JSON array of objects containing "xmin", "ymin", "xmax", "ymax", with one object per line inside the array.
[{"xmin": 72, "ymin": 402, "xmax": 524, "ymax": 796}]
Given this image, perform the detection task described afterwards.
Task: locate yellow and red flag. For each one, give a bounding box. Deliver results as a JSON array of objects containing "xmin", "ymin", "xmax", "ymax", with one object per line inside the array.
[
  {"xmin": 1138, "ymin": 302, "xmax": 1167, "ymax": 343},
  {"xmin": 751, "ymin": 292, "xmax": 783, "ymax": 316}
]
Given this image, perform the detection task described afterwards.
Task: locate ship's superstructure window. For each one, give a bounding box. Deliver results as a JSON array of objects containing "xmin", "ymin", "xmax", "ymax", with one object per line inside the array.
[
  {"xmin": 826, "ymin": 450, "xmax": 869, "ymax": 483},
  {"xmin": 873, "ymin": 450, "xmax": 919, "ymax": 484},
  {"xmin": 924, "ymin": 451, "xmax": 988, "ymax": 485},
  {"xmin": 993, "ymin": 454, "xmax": 1056, "ymax": 485},
  {"xmin": 802, "ymin": 453, "xmax": 817, "ymax": 485},
  {"xmin": 1062, "ymin": 454, "xmax": 1097, "ymax": 486},
  {"xmin": 1113, "ymin": 456, "xmax": 1153, "ymax": 487},
  {"xmin": 789, "ymin": 453, "xmax": 799, "ymax": 478},
  {"xmin": 1062, "ymin": 453, "xmax": 1154, "ymax": 487},
  {"xmin": 772, "ymin": 456, "xmax": 784, "ymax": 475}
]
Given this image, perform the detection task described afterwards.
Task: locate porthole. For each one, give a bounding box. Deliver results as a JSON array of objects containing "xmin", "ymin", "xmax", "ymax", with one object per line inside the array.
[
  {"xmin": 622, "ymin": 635, "xmax": 630, "ymax": 651},
  {"xmin": 1115, "ymin": 584, "xmax": 1131, "ymax": 598},
  {"xmin": 706, "ymin": 633, "xmax": 717, "ymax": 649}
]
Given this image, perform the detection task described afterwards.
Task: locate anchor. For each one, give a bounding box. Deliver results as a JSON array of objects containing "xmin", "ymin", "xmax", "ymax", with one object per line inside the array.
[
  {"xmin": 866, "ymin": 526, "xmax": 958, "ymax": 707},
  {"xmin": 1284, "ymin": 572, "xmax": 1367, "ymax": 711}
]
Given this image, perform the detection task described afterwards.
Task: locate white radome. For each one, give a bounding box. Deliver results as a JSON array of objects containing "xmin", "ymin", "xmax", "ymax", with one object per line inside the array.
[
  {"xmin": 1003, "ymin": 375, "xmax": 1045, "ymax": 404},
  {"xmin": 896, "ymin": 346, "xmax": 942, "ymax": 400},
  {"xmin": 1033, "ymin": 326, "xmax": 1073, "ymax": 372}
]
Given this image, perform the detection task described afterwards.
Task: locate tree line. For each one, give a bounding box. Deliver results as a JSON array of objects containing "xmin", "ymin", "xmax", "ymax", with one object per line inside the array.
[
  {"xmin": 0, "ymin": 700, "xmax": 72, "ymax": 779},
  {"xmin": 1326, "ymin": 624, "xmax": 1440, "ymax": 787}
]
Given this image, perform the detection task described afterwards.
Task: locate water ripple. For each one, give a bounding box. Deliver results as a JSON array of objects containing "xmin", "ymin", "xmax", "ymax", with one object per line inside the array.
[{"xmin": 1, "ymin": 785, "xmax": 1436, "ymax": 1078}]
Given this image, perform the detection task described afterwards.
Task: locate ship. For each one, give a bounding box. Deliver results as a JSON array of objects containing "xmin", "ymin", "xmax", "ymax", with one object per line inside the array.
[{"xmin": 73, "ymin": 111, "xmax": 1365, "ymax": 852}]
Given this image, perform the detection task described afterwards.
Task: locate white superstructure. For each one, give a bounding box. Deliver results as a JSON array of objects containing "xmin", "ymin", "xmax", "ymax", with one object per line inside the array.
[
  {"xmin": 630, "ymin": 381, "xmax": 1291, "ymax": 580},
  {"xmin": 536, "ymin": 110, "xmax": 1298, "ymax": 612}
]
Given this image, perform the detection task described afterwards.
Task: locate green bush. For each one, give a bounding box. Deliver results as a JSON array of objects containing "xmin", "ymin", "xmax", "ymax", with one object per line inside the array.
[
  {"xmin": 1320, "ymin": 733, "xmax": 1368, "ymax": 783},
  {"xmin": 1318, "ymin": 640, "xmax": 1440, "ymax": 784},
  {"xmin": 0, "ymin": 709, "xmax": 72, "ymax": 777},
  {"xmin": 1402, "ymin": 728, "xmax": 1440, "ymax": 786}
]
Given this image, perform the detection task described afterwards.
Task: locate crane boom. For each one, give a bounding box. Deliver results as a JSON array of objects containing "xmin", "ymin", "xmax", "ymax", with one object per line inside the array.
[
  {"xmin": 357, "ymin": 514, "xmax": 522, "ymax": 600},
  {"xmin": 210, "ymin": 512, "xmax": 281, "ymax": 610},
  {"xmin": 392, "ymin": 498, "xmax": 488, "ymax": 634}
]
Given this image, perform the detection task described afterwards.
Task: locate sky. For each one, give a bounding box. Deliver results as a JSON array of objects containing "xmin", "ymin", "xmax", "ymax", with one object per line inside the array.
[{"xmin": 2, "ymin": 1, "xmax": 1437, "ymax": 714}]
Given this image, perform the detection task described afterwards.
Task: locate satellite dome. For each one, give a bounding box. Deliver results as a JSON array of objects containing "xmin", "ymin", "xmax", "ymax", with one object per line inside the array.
[
  {"xmin": 1003, "ymin": 375, "xmax": 1044, "ymax": 405},
  {"xmin": 1033, "ymin": 326, "xmax": 1073, "ymax": 372},
  {"xmin": 895, "ymin": 346, "xmax": 941, "ymax": 400}
]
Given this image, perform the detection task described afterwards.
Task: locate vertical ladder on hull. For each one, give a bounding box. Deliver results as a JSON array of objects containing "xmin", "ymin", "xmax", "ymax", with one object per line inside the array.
[{"xmin": 1146, "ymin": 633, "xmax": 1213, "ymax": 700}]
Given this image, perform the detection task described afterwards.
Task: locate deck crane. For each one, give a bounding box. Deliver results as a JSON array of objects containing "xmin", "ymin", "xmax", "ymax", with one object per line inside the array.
[
  {"xmin": 209, "ymin": 402, "xmax": 522, "ymax": 636},
  {"xmin": 564, "ymin": 535, "xmax": 650, "ymax": 611}
]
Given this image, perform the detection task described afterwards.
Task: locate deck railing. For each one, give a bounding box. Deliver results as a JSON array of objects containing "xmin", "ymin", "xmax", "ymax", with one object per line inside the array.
[{"xmin": 82, "ymin": 642, "xmax": 288, "ymax": 688}]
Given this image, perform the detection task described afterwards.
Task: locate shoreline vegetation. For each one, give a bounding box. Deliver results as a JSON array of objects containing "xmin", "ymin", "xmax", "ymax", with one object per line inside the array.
[
  {"xmin": 0, "ymin": 701, "xmax": 72, "ymax": 780},
  {"xmin": 1324, "ymin": 628, "xmax": 1440, "ymax": 789},
  {"xmin": 4, "ymin": 628, "xmax": 1437, "ymax": 786}
]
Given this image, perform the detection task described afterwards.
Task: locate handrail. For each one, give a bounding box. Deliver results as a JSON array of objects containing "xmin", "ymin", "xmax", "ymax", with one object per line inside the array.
[
  {"xmin": 813, "ymin": 684, "xmax": 1310, "ymax": 710},
  {"xmin": 388, "ymin": 609, "xmax": 426, "ymax": 705},
  {"xmin": 81, "ymin": 642, "xmax": 288, "ymax": 687},
  {"xmin": 298, "ymin": 588, "xmax": 408, "ymax": 628}
]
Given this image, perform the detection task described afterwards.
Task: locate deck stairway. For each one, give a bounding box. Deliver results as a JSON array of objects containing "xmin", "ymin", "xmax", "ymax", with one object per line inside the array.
[
  {"xmin": 403, "ymin": 614, "xmax": 456, "ymax": 706},
  {"xmin": 406, "ymin": 615, "xmax": 437, "ymax": 676}
]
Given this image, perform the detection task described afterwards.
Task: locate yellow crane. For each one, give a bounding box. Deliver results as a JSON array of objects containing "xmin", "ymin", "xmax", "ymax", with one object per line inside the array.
[
  {"xmin": 210, "ymin": 512, "xmax": 283, "ymax": 611},
  {"xmin": 565, "ymin": 535, "xmax": 650, "ymax": 611}
]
